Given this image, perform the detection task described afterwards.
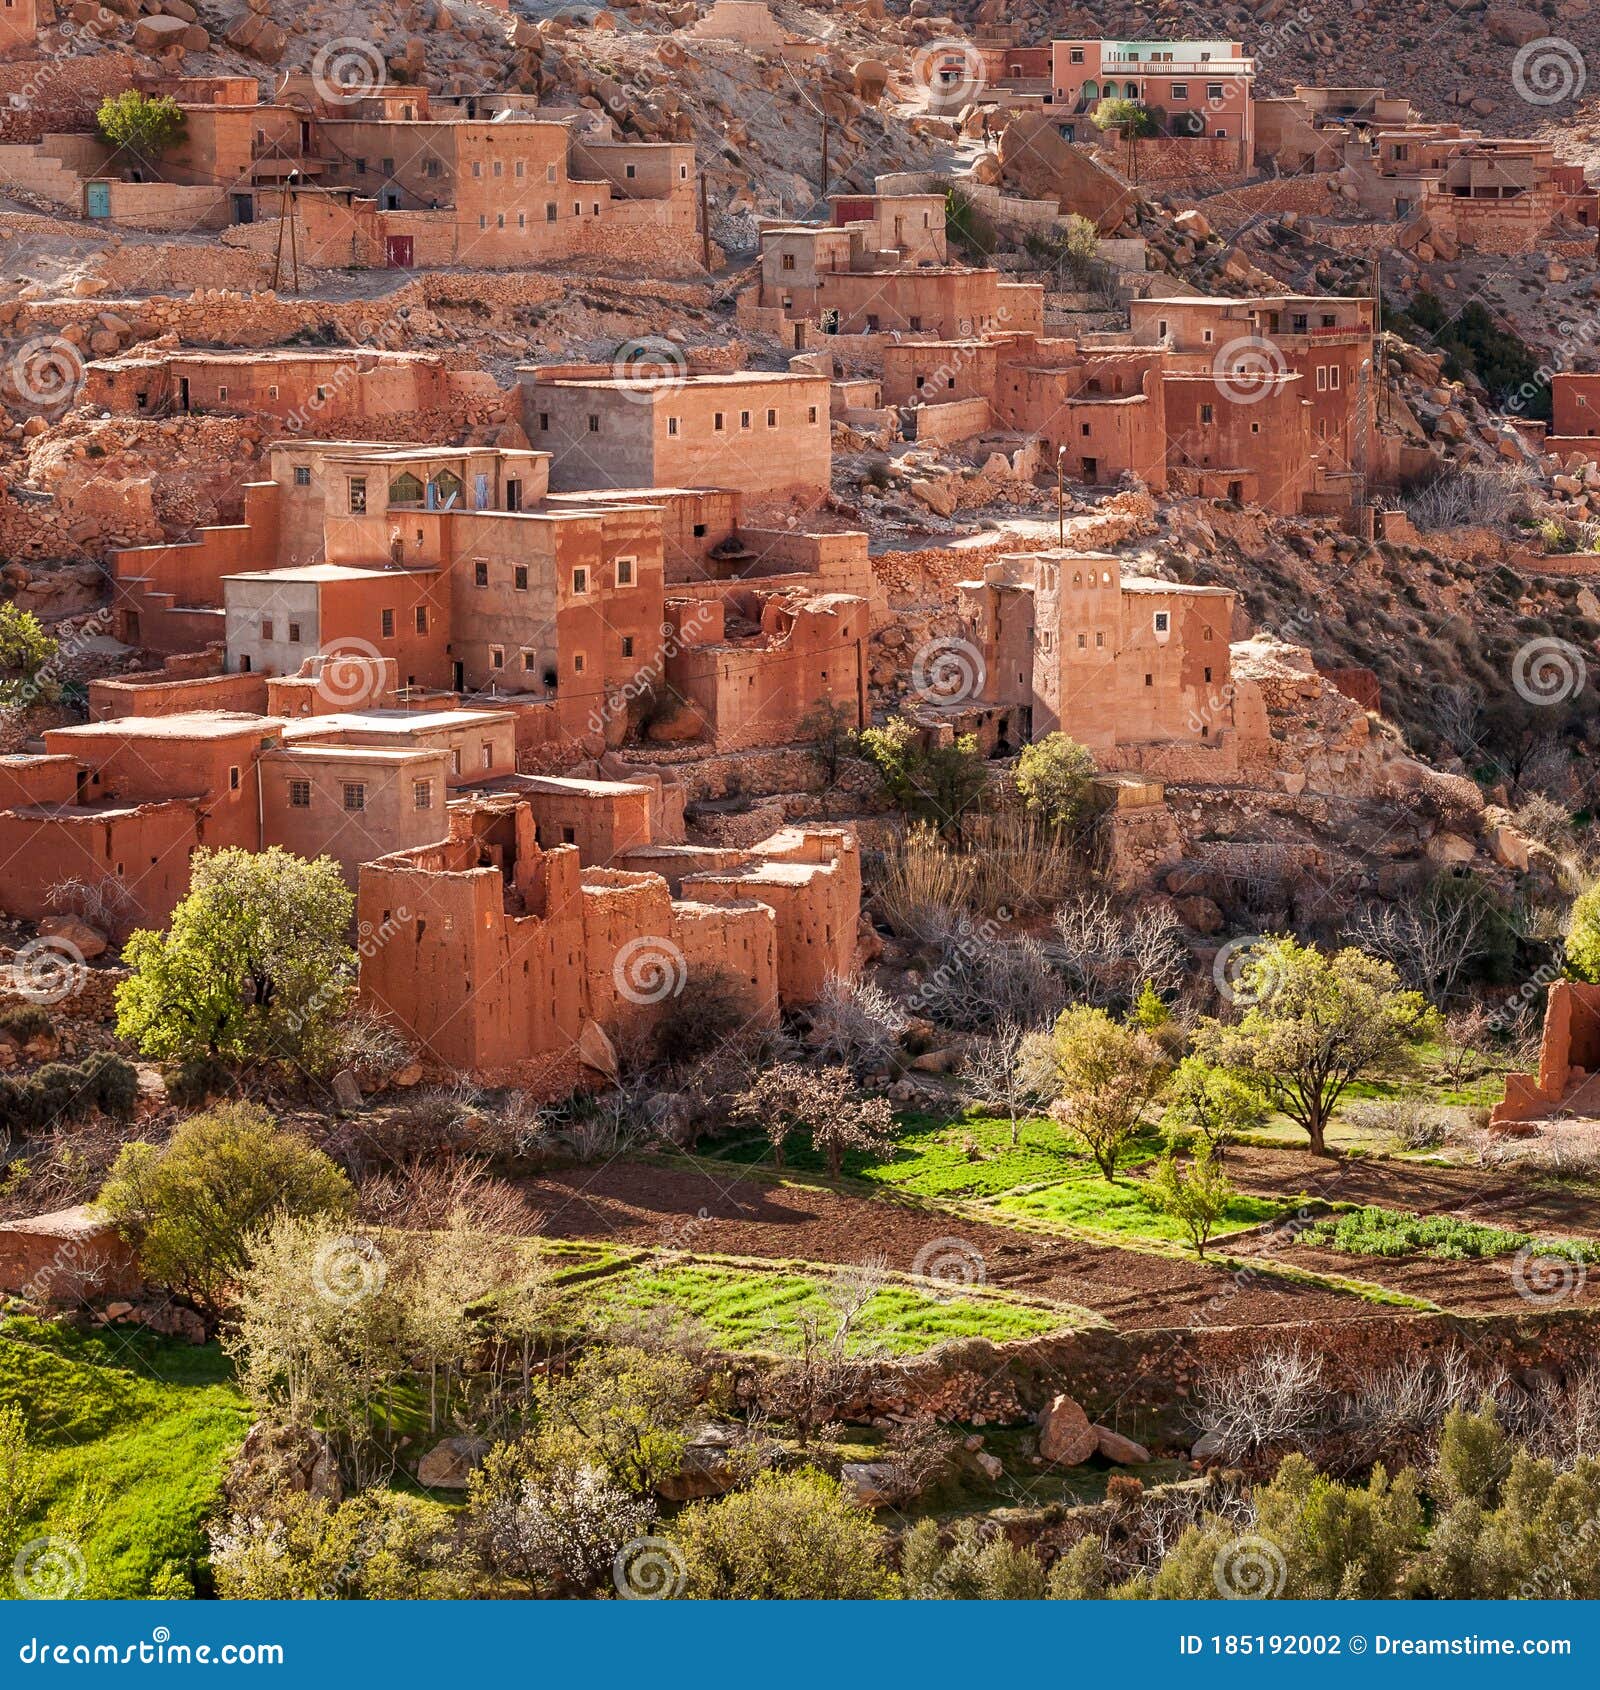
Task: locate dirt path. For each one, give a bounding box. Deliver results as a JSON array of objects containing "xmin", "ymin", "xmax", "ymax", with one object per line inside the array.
[{"xmin": 517, "ymin": 1159, "xmax": 1398, "ymax": 1333}]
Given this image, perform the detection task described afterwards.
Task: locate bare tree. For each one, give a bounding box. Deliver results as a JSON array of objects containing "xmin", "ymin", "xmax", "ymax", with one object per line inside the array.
[
  {"xmin": 1052, "ymin": 891, "xmax": 1187, "ymax": 1006},
  {"xmin": 768, "ymin": 1257, "xmax": 889, "ymax": 1447},
  {"xmin": 964, "ymin": 1017, "xmax": 1052, "ymax": 1145},
  {"xmin": 1346, "ymin": 890, "xmax": 1499, "ymax": 1005}
]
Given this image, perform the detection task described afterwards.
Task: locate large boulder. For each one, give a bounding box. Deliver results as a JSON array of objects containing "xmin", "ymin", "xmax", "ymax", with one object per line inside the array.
[
  {"xmin": 997, "ymin": 113, "xmax": 1131, "ymax": 231},
  {"xmin": 1094, "ymin": 1424, "xmax": 1152, "ymax": 1464},
  {"xmin": 840, "ymin": 1461, "xmax": 901, "ymax": 1507},
  {"xmin": 1037, "ymin": 1392, "xmax": 1098, "ymax": 1465},
  {"xmin": 417, "ymin": 1436, "xmax": 488, "ymax": 1490}
]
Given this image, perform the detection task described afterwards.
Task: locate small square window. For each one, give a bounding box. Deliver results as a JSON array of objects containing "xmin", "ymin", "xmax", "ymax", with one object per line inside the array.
[
  {"xmin": 714, "ymin": 412, "xmax": 725, "ymax": 432},
  {"xmin": 415, "ymin": 607, "xmax": 428, "ymax": 633},
  {"xmin": 348, "ymin": 476, "xmax": 367, "ymax": 513},
  {"xmin": 808, "ymin": 406, "xmax": 818, "ymax": 423},
  {"xmin": 668, "ymin": 416, "xmax": 679, "ymax": 436},
  {"xmin": 522, "ymin": 651, "xmax": 536, "ymax": 672},
  {"xmin": 573, "ymin": 653, "xmax": 586, "ymax": 674},
  {"xmin": 381, "ymin": 608, "xmax": 395, "ymax": 638},
  {"xmin": 475, "ymin": 561, "xmax": 489, "ymax": 587},
  {"xmin": 288, "ymin": 779, "xmax": 311, "ymax": 809},
  {"xmin": 1144, "ymin": 673, "xmax": 1153, "ymax": 688},
  {"xmin": 767, "ymin": 408, "xmax": 777, "ymax": 427},
  {"xmin": 740, "ymin": 410, "xmax": 751, "ymax": 429},
  {"xmin": 514, "ymin": 565, "xmax": 529, "ymax": 591},
  {"xmin": 616, "ymin": 557, "xmax": 634, "ymax": 586},
  {"xmin": 343, "ymin": 783, "xmax": 366, "ymax": 812},
  {"xmin": 491, "ymin": 646, "xmax": 505, "ymax": 669},
  {"xmin": 293, "ymin": 465, "xmax": 311, "ymax": 486},
  {"xmin": 588, "ymin": 414, "xmax": 600, "ymax": 433},
  {"xmin": 481, "ymin": 744, "xmax": 493, "ymax": 769},
  {"xmin": 288, "ymin": 622, "xmax": 301, "ymax": 643},
  {"xmin": 572, "ymin": 568, "xmax": 588, "ymax": 595},
  {"xmin": 262, "ymin": 618, "xmax": 274, "ymax": 641},
  {"xmin": 414, "ymin": 779, "xmax": 432, "ymax": 810},
  {"xmin": 1154, "ymin": 611, "xmax": 1170, "ymax": 633},
  {"xmin": 229, "ymin": 765, "xmax": 240, "ymax": 791},
  {"xmin": 622, "ymin": 635, "xmax": 634, "ymax": 658}
]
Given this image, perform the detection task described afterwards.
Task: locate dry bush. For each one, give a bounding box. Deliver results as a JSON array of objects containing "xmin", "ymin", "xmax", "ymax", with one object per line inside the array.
[
  {"xmin": 869, "ymin": 825, "xmax": 974, "ymax": 939},
  {"xmin": 359, "ymin": 1153, "xmax": 543, "ymax": 1235},
  {"xmin": 910, "ymin": 918, "xmax": 1066, "ymax": 1033},
  {"xmin": 1190, "ymin": 1345, "xmax": 1332, "ymax": 1461},
  {"xmin": 1449, "ymin": 1116, "xmax": 1600, "ymax": 1179},
  {"xmin": 1343, "ymin": 1097, "xmax": 1447, "ymax": 1150},
  {"xmin": 1053, "ymin": 890, "xmax": 1186, "ymax": 1007},
  {"xmin": 1402, "ymin": 464, "xmax": 1532, "ymax": 531},
  {"xmin": 1507, "ymin": 1360, "xmax": 1600, "ymax": 1467},
  {"xmin": 651, "ymin": 967, "xmax": 753, "ymax": 1070},
  {"xmin": 883, "ymin": 1415, "xmax": 959, "ymax": 1504},
  {"xmin": 808, "ymin": 972, "xmax": 907, "ymax": 1073},
  {"xmin": 1332, "ymin": 1351, "xmax": 1501, "ymax": 1470}
]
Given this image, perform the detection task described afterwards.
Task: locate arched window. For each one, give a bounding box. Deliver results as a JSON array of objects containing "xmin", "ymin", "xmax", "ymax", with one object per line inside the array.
[
  {"xmin": 1081, "ymin": 79, "xmax": 1099, "ymax": 102},
  {"xmin": 430, "ymin": 470, "xmax": 463, "ymax": 509},
  {"xmin": 1125, "ymin": 81, "xmax": 1140, "ymax": 98},
  {"xmin": 388, "ymin": 472, "xmax": 424, "ymax": 505}
]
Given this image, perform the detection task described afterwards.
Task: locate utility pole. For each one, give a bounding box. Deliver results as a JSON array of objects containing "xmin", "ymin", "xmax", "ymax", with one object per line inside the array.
[
  {"xmin": 1057, "ymin": 444, "xmax": 1067, "ymax": 546},
  {"xmin": 820, "ymin": 108, "xmax": 829, "ymax": 202},
  {"xmin": 699, "ymin": 171, "xmax": 711, "ymax": 272}
]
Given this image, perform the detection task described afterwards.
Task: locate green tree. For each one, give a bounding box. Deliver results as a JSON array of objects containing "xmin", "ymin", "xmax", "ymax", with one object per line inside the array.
[
  {"xmin": 1146, "ymin": 1141, "xmax": 1235, "ymax": 1257},
  {"xmin": 1091, "ymin": 96, "xmax": 1157, "ymax": 178},
  {"xmin": 0, "ymin": 603, "xmax": 56, "ymax": 708},
  {"xmin": 857, "ymin": 715, "xmax": 988, "ymax": 844},
  {"xmin": 676, "ymin": 1469, "xmax": 894, "ymax": 1599},
  {"xmin": 1161, "ymin": 1055, "xmax": 1266, "ymax": 1156},
  {"xmin": 115, "ymin": 846, "xmax": 356, "ymax": 1071},
  {"xmin": 99, "ymin": 1102, "xmax": 354, "ymax": 1316},
  {"xmin": 209, "ymin": 1489, "xmax": 462, "ymax": 1599},
  {"xmin": 1193, "ymin": 939, "xmax": 1434, "ymax": 1155},
  {"xmin": 1565, "ymin": 881, "xmax": 1600, "ymax": 984},
  {"xmin": 1044, "ymin": 1004, "xmax": 1171, "ymax": 1181},
  {"xmin": 1015, "ymin": 732, "xmax": 1097, "ymax": 835},
  {"xmin": 535, "ymin": 1345, "xmax": 703, "ymax": 1497},
  {"xmin": 95, "ymin": 90, "xmax": 186, "ymax": 168}
]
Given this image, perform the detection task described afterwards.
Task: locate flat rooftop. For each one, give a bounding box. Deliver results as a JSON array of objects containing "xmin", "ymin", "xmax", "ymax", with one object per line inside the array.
[
  {"xmin": 221, "ymin": 563, "xmax": 441, "ymax": 583},
  {"xmin": 48, "ymin": 712, "xmax": 278, "ymax": 742},
  {"xmin": 282, "ymin": 708, "xmax": 515, "ymax": 737},
  {"xmin": 265, "ymin": 745, "xmax": 439, "ymax": 765}
]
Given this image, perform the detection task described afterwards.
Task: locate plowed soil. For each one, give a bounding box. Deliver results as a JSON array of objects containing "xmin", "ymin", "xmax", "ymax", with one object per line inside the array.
[{"xmin": 518, "ymin": 1160, "xmax": 1395, "ymax": 1332}]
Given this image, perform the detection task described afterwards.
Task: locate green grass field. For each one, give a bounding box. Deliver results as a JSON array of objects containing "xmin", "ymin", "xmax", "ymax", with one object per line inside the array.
[
  {"xmin": 709, "ymin": 1108, "xmax": 1164, "ymax": 1198},
  {"xmin": 564, "ymin": 1260, "xmax": 1079, "ymax": 1355},
  {"xmin": 0, "ymin": 1318, "xmax": 249, "ymax": 1599},
  {"xmin": 995, "ymin": 1174, "xmax": 1282, "ymax": 1244}
]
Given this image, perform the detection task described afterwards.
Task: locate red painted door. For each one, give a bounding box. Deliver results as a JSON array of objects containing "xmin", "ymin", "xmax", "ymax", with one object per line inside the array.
[{"xmin": 385, "ymin": 235, "xmax": 414, "ymax": 269}]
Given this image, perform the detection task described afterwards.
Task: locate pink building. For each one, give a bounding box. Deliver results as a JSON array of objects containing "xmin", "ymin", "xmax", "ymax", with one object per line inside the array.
[{"xmin": 1048, "ymin": 39, "xmax": 1254, "ymax": 170}]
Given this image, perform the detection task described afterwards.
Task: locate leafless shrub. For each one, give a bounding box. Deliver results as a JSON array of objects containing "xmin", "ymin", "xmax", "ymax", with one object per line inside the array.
[
  {"xmin": 1402, "ymin": 464, "xmax": 1532, "ymax": 531},
  {"xmin": 1334, "ymin": 1351, "xmax": 1501, "ymax": 1468},
  {"xmin": 1514, "ymin": 794, "xmax": 1575, "ymax": 854},
  {"xmin": 883, "ymin": 1414, "xmax": 959, "ymax": 1503},
  {"xmin": 1508, "ymin": 1361, "xmax": 1600, "ymax": 1467},
  {"xmin": 764, "ymin": 1256, "xmax": 891, "ymax": 1446},
  {"xmin": 329, "ymin": 1009, "xmax": 413, "ymax": 1076},
  {"xmin": 1343, "ymin": 1097, "xmax": 1447, "ymax": 1150},
  {"xmin": 45, "ymin": 874, "xmax": 136, "ymax": 933},
  {"xmin": 912, "ymin": 917, "xmax": 1066, "ymax": 1032},
  {"xmin": 359, "ymin": 1154, "xmax": 543, "ymax": 1235},
  {"xmin": 809, "ymin": 972, "xmax": 907, "ymax": 1073},
  {"xmin": 1191, "ymin": 1345, "xmax": 1332, "ymax": 1460},
  {"xmin": 1052, "ymin": 891, "xmax": 1186, "ymax": 1006},
  {"xmin": 1345, "ymin": 890, "xmax": 1500, "ymax": 1005}
]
